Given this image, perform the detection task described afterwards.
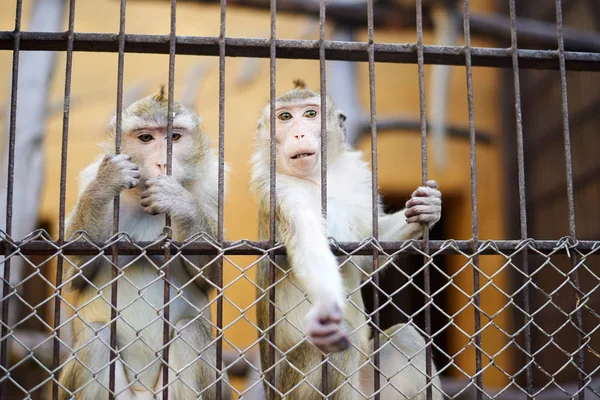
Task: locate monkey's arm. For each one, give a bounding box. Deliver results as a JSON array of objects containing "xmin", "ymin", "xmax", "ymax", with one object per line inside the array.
[
  {"xmin": 64, "ymin": 155, "xmax": 140, "ymax": 289},
  {"xmin": 141, "ymin": 175, "xmax": 218, "ymax": 289},
  {"xmin": 275, "ymin": 179, "xmax": 350, "ymax": 352},
  {"xmin": 379, "ymin": 180, "xmax": 442, "ymax": 241},
  {"xmin": 276, "ymin": 178, "xmax": 347, "ymax": 314}
]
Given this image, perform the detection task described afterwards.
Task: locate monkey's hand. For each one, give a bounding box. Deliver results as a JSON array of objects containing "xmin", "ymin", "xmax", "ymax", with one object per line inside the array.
[
  {"xmin": 141, "ymin": 175, "xmax": 195, "ymax": 218},
  {"xmin": 305, "ymin": 301, "xmax": 350, "ymax": 354},
  {"xmin": 404, "ymin": 180, "xmax": 442, "ymax": 228},
  {"xmin": 96, "ymin": 154, "xmax": 140, "ymax": 195}
]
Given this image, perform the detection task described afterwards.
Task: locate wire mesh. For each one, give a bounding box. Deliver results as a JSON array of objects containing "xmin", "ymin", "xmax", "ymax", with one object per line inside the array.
[{"xmin": 0, "ymin": 0, "xmax": 599, "ymax": 399}]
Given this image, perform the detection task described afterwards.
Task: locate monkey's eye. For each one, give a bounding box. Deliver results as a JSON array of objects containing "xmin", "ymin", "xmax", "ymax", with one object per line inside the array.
[
  {"xmin": 138, "ymin": 134, "xmax": 154, "ymax": 143},
  {"xmin": 171, "ymin": 133, "xmax": 182, "ymax": 142},
  {"xmin": 278, "ymin": 112, "xmax": 292, "ymax": 121},
  {"xmin": 304, "ymin": 109, "xmax": 318, "ymax": 118}
]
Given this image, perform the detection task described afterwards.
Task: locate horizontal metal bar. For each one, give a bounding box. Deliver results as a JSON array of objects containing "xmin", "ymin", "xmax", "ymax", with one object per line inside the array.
[
  {"xmin": 1, "ymin": 32, "xmax": 600, "ymax": 70},
  {"xmin": 358, "ymin": 116, "xmax": 494, "ymax": 145},
  {"xmin": 0, "ymin": 239, "xmax": 597, "ymax": 256}
]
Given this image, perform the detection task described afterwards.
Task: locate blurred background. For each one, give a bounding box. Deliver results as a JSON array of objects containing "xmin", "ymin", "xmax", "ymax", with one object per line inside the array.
[{"xmin": 0, "ymin": 0, "xmax": 599, "ymax": 398}]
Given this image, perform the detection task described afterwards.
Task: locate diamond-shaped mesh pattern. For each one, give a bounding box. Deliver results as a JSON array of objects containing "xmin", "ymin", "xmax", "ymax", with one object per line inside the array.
[{"xmin": 1, "ymin": 231, "xmax": 598, "ymax": 399}]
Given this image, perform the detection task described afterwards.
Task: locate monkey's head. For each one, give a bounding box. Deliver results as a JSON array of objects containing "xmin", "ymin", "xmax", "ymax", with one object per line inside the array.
[
  {"xmin": 107, "ymin": 86, "xmax": 210, "ymax": 185},
  {"xmin": 255, "ymin": 80, "xmax": 347, "ymax": 179}
]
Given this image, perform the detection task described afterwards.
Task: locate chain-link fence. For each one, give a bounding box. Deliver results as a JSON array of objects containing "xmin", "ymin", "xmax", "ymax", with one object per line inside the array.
[{"xmin": 1, "ymin": 0, "xmax": 600, "ymax": 399}]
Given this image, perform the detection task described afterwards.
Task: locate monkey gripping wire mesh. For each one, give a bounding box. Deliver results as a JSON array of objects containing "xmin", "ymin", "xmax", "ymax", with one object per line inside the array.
[{"xmin": 0, "ymin": 0, "xmax": 599, "ymax": 399}]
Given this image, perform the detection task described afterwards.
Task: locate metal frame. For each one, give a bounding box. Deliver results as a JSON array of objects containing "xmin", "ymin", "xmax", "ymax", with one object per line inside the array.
[{"xmin": 0, "ymin": 0, "xmax": 599, "ymax": 399}]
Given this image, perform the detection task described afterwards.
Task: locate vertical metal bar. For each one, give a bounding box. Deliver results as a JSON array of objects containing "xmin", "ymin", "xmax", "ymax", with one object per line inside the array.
[
  {"xmin": 553, "ymin": 1, "xmax": 585, "ymax": 398},
  {"xmin": 108, "ymin": 1, "xmax": 127, "ymax": 398},
  {"xmin": 415, "ymin": 1, "xmax": 432, "ymax": 399},
  {"xmin": 52, "ymin": 1, "xmax": 76, "ymax": 398},
  {"xmin": 0, "ymin": 1, "xmax": 22, "ymax": 397},
  {"xmin": 216, "ymin": 0, "xmax": 227, "ymax": 398},
  {"xmin": 462, "ymin": 1, "xmax": 482, "ymax": 398},
  {"xmin": 267, "ymin": 0, "xmax": 277, "ymax": 397},
  {"xmin": 318, "ymin": 0, "xmax": 329, "ymax": 396},
  {"xmin": 162, "ymin": 0, "xmax": 177, "ymax": 398},
  {"xmin": 507, "ymin": 0, "xmax": 533, "ymax": 397},
  {"xmin": 366, "ymin": 0, "xmax": 380, "ymax": 399}
]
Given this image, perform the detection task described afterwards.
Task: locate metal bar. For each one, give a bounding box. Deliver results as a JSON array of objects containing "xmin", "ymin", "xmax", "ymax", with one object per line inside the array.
[
  {"xmin": 52, "ymin": 0, "xmax": 76, "ymax": 398},
  {"xmin": 132, "ymin": 0, "xmax": 600, "ymax": 52},
  {"xmin": 318, "ymin": 0, "xmax": 329, "ymax": 395},
  {"xmin": 0, "ymin": 239, "xmax": 596, "ymax": 256},
  {"xmin": 468, "ymin": 12, "xmax": 600, "ymax": 53},
  {"xmin": 131, "ymin": 0, "xmax": 424, "ymax": 30},
  {"xmin": 267, "ymin": 0, "xmax": 276, "ymax": 397},
  {"xmin": 462, "ymin": 1, "xmax": 483, "ymax": 398},
  {"xmin": 161, "ymin": 0, "xmax": 177, "ymax": 397},
  {"xmin": 2, "ymin": 33, "xmax": 600, "ymax": 70},
  {"xmin": 0, "ymin": 1, "xmax": 22, "ymax": 397},
  {"xmin": 216, "ymin": 0, "xmax": 227, "ymax": 398},
  {"xmin": 366, "ymin": 0, "xmax": 381, "ymax": 398},
  {"xmin": 414, "ymin": 0, "xmax": 431, "ymax": 398},
  {"xmin": 508, "ymin": 0, "xmax": 533, "ymax": 397},
  {"xmin": 108, "ymin": 0, "xmax": 127, "ymax": 398},
  {"xmin": 357, "ymin": 117, "xmax": 494, "ymax": 145},
  {"xmin": 554, "ymin": 1, "xmax": 585, "ymax": 398}
]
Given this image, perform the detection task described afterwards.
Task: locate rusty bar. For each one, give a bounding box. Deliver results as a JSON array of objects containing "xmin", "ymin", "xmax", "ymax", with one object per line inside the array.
[
  {"xmin": 366, "ymin": 0, "xmax": 381, "ymax": 398},
  {"xmin": 108, "ymin": 0, "xmax": 127, "ymax": 398},
  {"xmin": 414, "ymin": 0, "xmax": 431, "ymax": 398},
  {"xmin": 462, "ymin": 1, "xmax": 483, "ymax": 398},
  {"xmin": 216, "ymin": 0, "xmax": 227, "ymax": 398},
  {"xmin": 318, "ymin": 0, "xmax": 329, "ymax": 395},
  {"xmin": 267, "ymin": 0, "xmax": 277, "ymax": 397},
  {"xmin": 0, "ymin": 1, "xmax": 22, "ymax": 397},
  {"xmin": 161, "ymin": 0, "xmax": 177, "ymax": 398},
  {"xmin": 554, "ymin": 1, "xmax": 585, "ymax": 398},
  {"xmin": 508, "ymin": 0, "xmax": 533, "ymax": 396},
  {"xmin": 2, "ymin": 33, "xmax": 600, "ymax": 70},
  {"xmin": 0, "ymin": 238, "xmax": 597, "ymax": 256},
  {"xmin": 52, "ymin": 0, "xmax": 76, "ymax": 398}
]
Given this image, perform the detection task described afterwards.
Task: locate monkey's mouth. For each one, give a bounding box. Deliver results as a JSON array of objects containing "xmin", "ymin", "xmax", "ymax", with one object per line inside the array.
[{"xmin": 291, "ymin": 152, "xmax": 316, "ymax": 160}]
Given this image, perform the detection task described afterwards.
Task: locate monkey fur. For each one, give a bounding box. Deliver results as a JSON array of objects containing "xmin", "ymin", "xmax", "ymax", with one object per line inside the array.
[
  {"xmin": 250, "ymin": 80, "xmax": 443, "ymax": 399},
  {"xmin": 58, "ymin": 87, "xmax": 232, "ymax": 400}
]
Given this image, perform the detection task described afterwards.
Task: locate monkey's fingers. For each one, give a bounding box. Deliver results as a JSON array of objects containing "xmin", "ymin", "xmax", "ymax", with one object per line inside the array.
[
  {"xmin": 128, "ymin": 178, "xmax": 140, "ymax": 189},
  {"xmin": 309, "ymin": 321, "xmax": 342, "ymax": 338},
  {"xmin": 411, "ymin": 186, "xmax": 442, "ymax": 199},
  {"xmin": 425, "ymin": 180, "xmax": 438, "ymax": 189},
  {"xmin": 405, "ymin": 205, "xmax": 441, "ymax": 218},
  {"xmin": 406, "ymin": 212, "xmax": 440, "ymax": 225},
  {"xmin": 309, "ymin": 330, "xmax": 350, "ymax": 353},
  {"xmin": 140, "ymin": 197, "xmax": 153, "ymax": 207},
  {"xmin": 405, "ymin": 196, "xmax": 442, "ymax": 209}
]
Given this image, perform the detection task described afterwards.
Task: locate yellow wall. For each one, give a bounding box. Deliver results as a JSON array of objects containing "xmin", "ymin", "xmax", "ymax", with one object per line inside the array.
[{"xmin": 0, "ymin": 0, "xmax": 512, "ymax": 393}]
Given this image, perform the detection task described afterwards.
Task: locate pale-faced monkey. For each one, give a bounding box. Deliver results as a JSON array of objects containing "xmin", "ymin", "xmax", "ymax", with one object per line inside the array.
[
  {"xmin": 250, "ymin": 80, "xmax": 443, "ymax": 399},
  {"xmin": 58, "ymin": 87, "xmax": 232, "ymax": 400}
]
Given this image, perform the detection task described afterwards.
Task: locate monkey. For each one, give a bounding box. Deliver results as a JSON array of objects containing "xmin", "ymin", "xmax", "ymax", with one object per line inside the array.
[
  {"xmin": 250, "ymin": 80, "xmax": 443, "ymax": 399},
  {"xmin": 58, "ymin": 87, "xmax": 232, "ymax": 400}
]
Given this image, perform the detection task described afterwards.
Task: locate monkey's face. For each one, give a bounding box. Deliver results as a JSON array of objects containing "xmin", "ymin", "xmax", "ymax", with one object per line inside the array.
[
  {"xmin": 275, "ymin": 102, "xmax": 322, "ymax": 178},
  {"xmin": 122, "ymin": 127, "xmax": 194, "ymax": 185}
]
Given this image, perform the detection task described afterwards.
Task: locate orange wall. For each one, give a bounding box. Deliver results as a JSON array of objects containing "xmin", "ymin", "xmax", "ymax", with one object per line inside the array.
[{"xmin": 0, "ymin": 0, "xmax": 511, "ymax": 393}]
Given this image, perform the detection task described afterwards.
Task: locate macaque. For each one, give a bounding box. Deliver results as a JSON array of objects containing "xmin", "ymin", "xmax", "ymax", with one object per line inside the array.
[
  {"xmin": 58, "ymin": 87, "xmax": 232, "ymax": 400},
  {"xmin": 250, "ymin": 80, "xmax": 443, "ymax": 399}
]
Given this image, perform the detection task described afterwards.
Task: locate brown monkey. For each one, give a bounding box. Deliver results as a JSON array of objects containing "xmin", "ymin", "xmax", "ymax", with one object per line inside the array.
[
  {"xmin": 250, "ymin": 81, "xmax": 443, "ymax": 399},
  {"xmin": 59, "ymin": 87, "xmax": 232, "ymax": 400}
]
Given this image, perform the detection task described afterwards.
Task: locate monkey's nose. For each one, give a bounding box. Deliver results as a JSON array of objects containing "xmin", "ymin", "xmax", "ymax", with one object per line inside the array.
[
  {"xmin": 294, "ymin": 134, "xmax": 305, "ymax": 139},
  {"xmin": 156, "ymin": 163, "xmax": 167, "ymax": 174}
]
